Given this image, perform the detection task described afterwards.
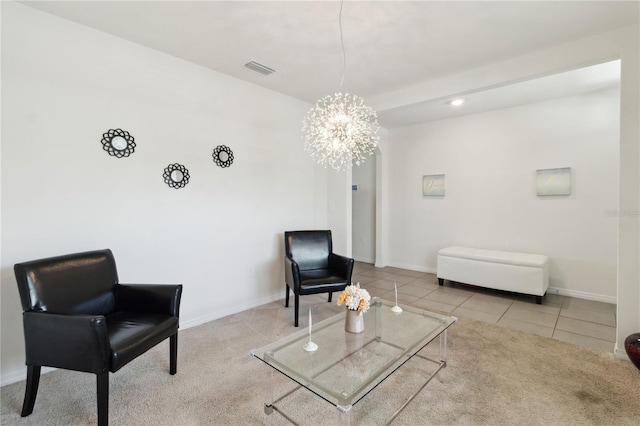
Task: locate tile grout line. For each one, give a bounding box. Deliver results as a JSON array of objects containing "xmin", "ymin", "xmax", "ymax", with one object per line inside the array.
[{"xmin": 495, "ymin": 300, "xmax": 514, "ymax": 325}]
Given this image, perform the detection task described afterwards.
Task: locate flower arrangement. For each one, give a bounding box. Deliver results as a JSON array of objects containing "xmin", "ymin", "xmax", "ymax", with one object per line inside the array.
[{"xmin": 337, "ymin": 282, "xmax": 371, "ymax": 314}]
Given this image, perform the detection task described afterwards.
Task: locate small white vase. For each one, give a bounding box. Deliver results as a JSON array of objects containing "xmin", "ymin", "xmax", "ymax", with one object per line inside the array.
[{"xmin": 345, "ymin": 309, "xmax": 364, "ymax": 334}]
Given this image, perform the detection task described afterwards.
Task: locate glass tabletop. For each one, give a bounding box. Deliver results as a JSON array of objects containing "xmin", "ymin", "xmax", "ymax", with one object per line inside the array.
[{"xmin": 251, "ymin": 298, "xmax": 456, "ymax": 408}]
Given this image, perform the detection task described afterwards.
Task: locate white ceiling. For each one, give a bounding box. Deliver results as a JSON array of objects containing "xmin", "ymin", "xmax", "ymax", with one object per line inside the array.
[
  {"xmin": 20, "ymin": 1, "xmax": 638, "ymax": 127},
  {"xmin": 379, "ymin": 59, "xmax": 621, "ymax": 126}
]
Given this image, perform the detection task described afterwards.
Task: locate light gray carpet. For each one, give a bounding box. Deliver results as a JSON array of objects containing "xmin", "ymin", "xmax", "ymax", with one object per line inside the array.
[{"xmin": 1, "ymin": 295, "xmax": 639, "ymax": 425}]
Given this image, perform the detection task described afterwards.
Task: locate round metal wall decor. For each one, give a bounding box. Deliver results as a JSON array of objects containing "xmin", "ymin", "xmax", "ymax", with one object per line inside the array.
[
  {"xmin": 101, "ymin": 128, "xmax": 136, "ymax": 158},
  {"xmin": 163, "ymin": 163, "xmax": 190, "ymax": 189},
  {"xmin": 212, "ymin": 145, "xmax": 234, "ymax": 168}
]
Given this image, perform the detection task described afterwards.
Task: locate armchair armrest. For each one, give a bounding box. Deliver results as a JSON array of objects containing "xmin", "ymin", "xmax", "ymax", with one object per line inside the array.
[
  {"xmin": 114, "ymin": 284, "xmax": 182, "ymax": 317},
  {"xmin": 23, "ymin": 311, "xmax": 110, "ymax": 374},
  {"xmin": 284, "ymin": 256, "xmax": 301, "ymax": 290},
  {"xmin": 328, "ymin": 253, "xmax": 354, "ymax": 281}
]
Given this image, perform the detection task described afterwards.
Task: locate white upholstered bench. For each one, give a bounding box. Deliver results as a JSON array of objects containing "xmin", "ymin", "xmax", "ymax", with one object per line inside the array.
[{"xmin": 436, "ymin": 246, "xmax": 549, "ymax": 304}]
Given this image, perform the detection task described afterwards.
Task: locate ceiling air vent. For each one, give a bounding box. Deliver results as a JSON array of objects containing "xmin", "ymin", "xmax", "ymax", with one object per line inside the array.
[{"xmin": 244, "ymin": 60, "xmax": 275, "ymax": 76}]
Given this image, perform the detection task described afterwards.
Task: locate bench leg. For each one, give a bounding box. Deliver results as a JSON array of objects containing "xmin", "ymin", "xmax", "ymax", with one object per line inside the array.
[
  {"xmin": 438, "ymin": 278, "xmax": 444, "ymax": 286},
  {"xmin": 536, "ymin": 295, "xmax": 542, "ymax": 304}
]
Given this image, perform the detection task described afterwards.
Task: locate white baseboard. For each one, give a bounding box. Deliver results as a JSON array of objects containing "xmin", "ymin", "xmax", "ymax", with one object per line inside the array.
[
  {"xmin": 386, "ymin": 262, "xmax": 437, "ymax": 274},
  {"xmin": 614, "ymin": 345, "xmax": 631, "ymax": 361},
  {"xmin": 1, "ymin": 366, "xmax": 56, "ymax": 388},
  {"xmin": 353, "ymin": 256, "xmax": 375, "ymax": 264},
  {"xmin": 179, "ymin": 293, "xmax": 282, "ymax": 330},
  {"xmin": 368, "ymin": 262, "xmax": 616, "ymax": 304},
  {"xmin": 546, "ymin": 287, "xmax": 616, "ymax": 305}
]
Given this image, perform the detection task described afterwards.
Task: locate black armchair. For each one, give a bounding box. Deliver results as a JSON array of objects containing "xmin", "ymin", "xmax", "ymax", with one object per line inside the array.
[
  {"xmin": 14, "ymin": 249, "xmax": 182, "ymax": 426},
  {"xmin": 284, "ymin": 230, "xmax": 354, "ymax": 327}
]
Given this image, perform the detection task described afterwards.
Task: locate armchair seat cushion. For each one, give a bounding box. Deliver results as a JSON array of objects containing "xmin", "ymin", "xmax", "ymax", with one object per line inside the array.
[
  {"xmin": 107, "ymin": 312, "xmax": 179, "ymax": 372},
  {"xmin": 298, "ymin": 269, "xmax": 350, "ymax": 294}
]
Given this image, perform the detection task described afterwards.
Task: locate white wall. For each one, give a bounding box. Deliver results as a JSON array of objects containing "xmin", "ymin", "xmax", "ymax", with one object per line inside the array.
[
  {"xmin": 0, "ymin": 3, "xmax": 329, "ymax": 384},
  {"xmin": 387, "ymin": 89, "xmax": 620, "ymax": 300}
]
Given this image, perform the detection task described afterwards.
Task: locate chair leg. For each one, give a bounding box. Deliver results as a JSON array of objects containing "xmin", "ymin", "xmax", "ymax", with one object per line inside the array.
[
  {"xmin": 170, "ymin": 333, "xmax": 178, "ymax": 375},
  {"xmin": 285, "ymin": 284, "xmax": 290, "ymax": 307},
  {"xmin": 294, "ymin": 293, "xmax": 300, "ymax": 327},
  {"xmin": 96, "ymin": 372, "xmax": 109, "ymax": 426},
  {"xmin": 327, "ymin": 292, "xmax": 333, "ymax": 302},
  {"xmin": 21, "ymin": 365, "xmax": 41, "ymax": 417}
]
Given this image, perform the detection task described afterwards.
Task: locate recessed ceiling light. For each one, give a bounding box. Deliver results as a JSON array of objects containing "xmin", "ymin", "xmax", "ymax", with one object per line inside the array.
[{"xmin": 450, "ymin": 98, "xmax": 465, "ymax": 106}]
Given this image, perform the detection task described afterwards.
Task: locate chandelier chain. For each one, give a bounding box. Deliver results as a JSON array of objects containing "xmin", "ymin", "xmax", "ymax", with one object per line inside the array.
[
  {"xmin": 339, "ymin": 0, "xmax": 346, "ymax": 89},
  {"xmin": 302, "ymin": 0, "xmax": 379, "ymax": 172}
]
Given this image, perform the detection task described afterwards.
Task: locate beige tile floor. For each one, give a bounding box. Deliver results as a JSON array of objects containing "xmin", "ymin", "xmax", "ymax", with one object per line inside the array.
[{"xmin": 351, "ymin": 262, "xmax": 617, "ymax": 353}]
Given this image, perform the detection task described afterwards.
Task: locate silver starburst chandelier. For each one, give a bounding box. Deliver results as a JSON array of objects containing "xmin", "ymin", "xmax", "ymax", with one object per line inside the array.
[{"xmin": 302, "ymin": 1, "xmax": 379, "ymax": 172}]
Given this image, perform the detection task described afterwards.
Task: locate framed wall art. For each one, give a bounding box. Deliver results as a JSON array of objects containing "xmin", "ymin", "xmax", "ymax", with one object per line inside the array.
[
  {"xmin": 423, "ymin": 174, "xmax": 445, "ymax": 196},
  {"xmin": 536, "ymin": 167, "xmax": 571, "ymax": 196}
]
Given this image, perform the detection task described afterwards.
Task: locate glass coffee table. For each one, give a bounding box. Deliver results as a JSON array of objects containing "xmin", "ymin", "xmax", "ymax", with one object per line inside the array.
[{"xmin": 250, "ymin": 298, "xmax": 457, "ymax": 425}]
